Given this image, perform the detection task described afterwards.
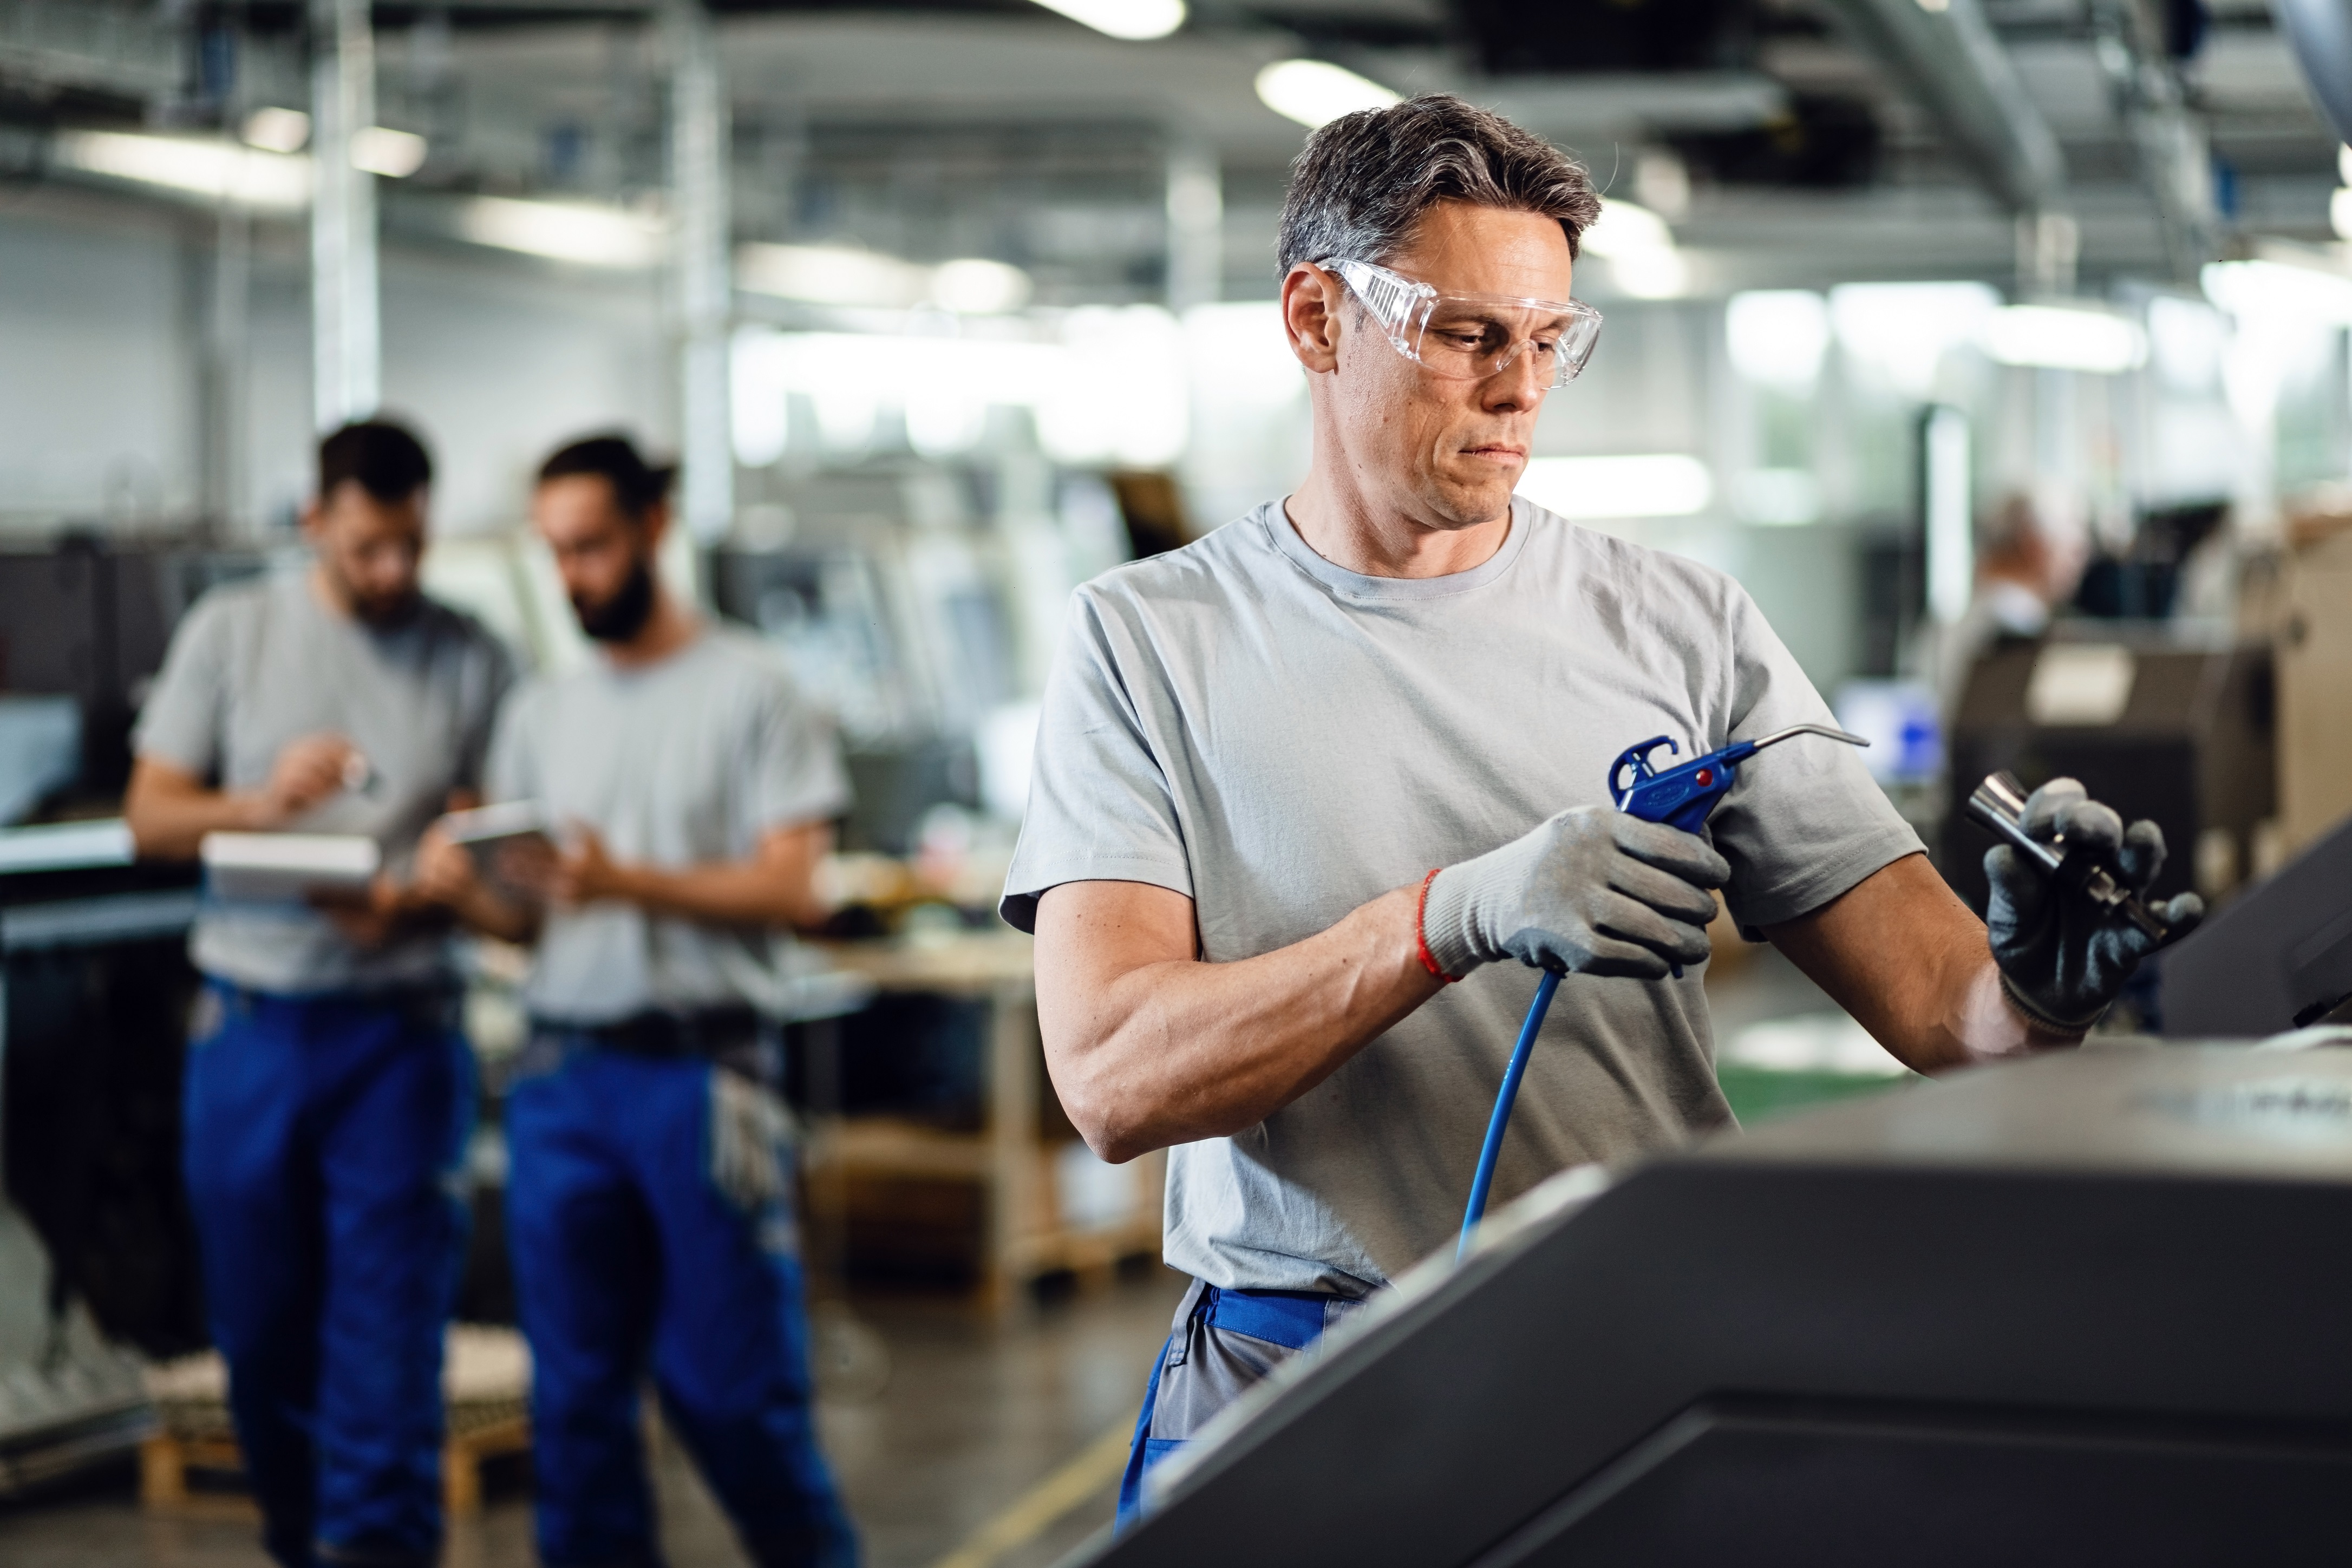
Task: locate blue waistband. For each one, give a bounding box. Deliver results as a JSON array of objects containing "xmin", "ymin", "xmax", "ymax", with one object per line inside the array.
[{"xmin": 1203, "ymin": 1286, "xmax": 1335, "ymax": 1352}]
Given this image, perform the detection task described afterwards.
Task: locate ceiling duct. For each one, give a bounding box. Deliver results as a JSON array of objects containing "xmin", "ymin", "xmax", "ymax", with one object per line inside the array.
[
  {"xmin": 2273, "ymin": 0, "xmax": 2352, "ymax": 146},
  {"xmin": 1812, "ymin": 0, "xmax": 2064, "ymax": 216}
]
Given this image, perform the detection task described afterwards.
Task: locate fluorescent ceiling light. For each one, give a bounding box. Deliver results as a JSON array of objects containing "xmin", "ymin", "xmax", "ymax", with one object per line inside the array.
[
  {"xmin": 737, "ymin": 244, "xmax": 1034, "ymax": 314},
  {"xmin": 1028, "ymin": 0, "xmax": 1184, "ymax": 39},
  {"xmin": 1255, "ymin": 58, "xmax": 1400, "ymax": 129},
  {"xmin": 1579, "ymin": 199, "xmax": 1674, "ymax": 258},
  {"xmin": 53, "ymin": 129, "xmax": 311, "ymax": 210},
  {"xmin": 1582, "ymin": 198, "xmax": 1687, "ymax": 299},
  {"xmin": 1608, "ymin": 248, "xmax": 1690, "ymax": 300},
  {"xmin": 2202, "ymin": 258, "xmax": 2352, "ymax": 327},
  {"xmin": 351, "ymin": 126, "xmax": 427, "ymax": 178},
  {"xmin": 454, "ymin": 197, "xmax": 664, "ymax": 267},
  {"xmin": 1828, "ymin": 281, "xmax": 1998, "ymax": 397},
  {"xmin": 241, "ymin": 106, "xmax": 310, "ymax": 153},
  {"xmin": 1726, "ymin": 290, "xmax": 1831, "ymax": 391},
  {"xmin": 931, "ymin": 258, "xmax": 1033, "ymax": 314},
  {"xmin": 2333, "ymin": 186, "xmax": 2352, "ymax": 243},
  {"xmin": 2341, "ymin": 144, "xmax": 2351, "ymax": 184},
  {"xmin": 737, "ymin": 243, "xmax": 928, "ymax": 307},
  {"xmin": 1978, "ymin": 304, "xmax": 2148, "ymax": 373},
  {"xmin": 1517, "ymin": 454, "xmax": 1713, "ymax": 520}
]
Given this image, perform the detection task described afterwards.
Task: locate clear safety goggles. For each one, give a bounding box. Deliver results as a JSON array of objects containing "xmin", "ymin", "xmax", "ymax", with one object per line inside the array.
[{"xmin": 1324, "ymin": 258, "xmax": 1604, "ymax": 387}]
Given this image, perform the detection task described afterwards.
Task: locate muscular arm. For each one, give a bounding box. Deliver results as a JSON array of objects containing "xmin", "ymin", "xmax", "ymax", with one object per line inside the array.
[
  {"xmin": 1033, "ymin": 879, "xmax": 1444, "ymax": 1164},
  {"xmin": 1761, "ymin": 851, "xmax": 2076, "ymax": 1072}
]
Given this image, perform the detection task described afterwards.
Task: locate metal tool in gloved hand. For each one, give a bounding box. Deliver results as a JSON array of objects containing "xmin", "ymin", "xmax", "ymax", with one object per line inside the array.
[
  {"xmin": 1966, "ymin": 772, "xmax": 2170, "ymax": 939},
  {"xmin": 1454, "ymin": 722, "xmax": 1869, "ymax": 1257},
  {"xmin": 1968, "ymin": 772, "xmax": 2202, "ymax": 1034}
]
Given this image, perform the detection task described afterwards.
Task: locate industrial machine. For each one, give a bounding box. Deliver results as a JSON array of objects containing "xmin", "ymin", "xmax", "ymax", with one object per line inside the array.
[
  {"xmin": 1090, "ymin": 1041, "xmax": 2352, "ymax": 1566},
  {"xmin": 2158, "ymin": 811, "xmax": 2352, "ymax": 1037},
  {"xmin": 0, "ymin": 820, "xmax": 207, "ymax": 1494}
]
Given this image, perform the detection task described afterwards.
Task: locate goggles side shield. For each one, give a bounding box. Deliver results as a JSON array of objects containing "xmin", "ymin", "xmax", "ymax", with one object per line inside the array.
[{"xmin": 1326, "ymin": 258, "xmax": 1603, "ymax": 387}]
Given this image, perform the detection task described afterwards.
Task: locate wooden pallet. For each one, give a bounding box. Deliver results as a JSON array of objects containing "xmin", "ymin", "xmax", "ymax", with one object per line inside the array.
[
  {"xmin": 138, "ymin": 1399, "xmax": 532, "ymax": 1518},
  {"xmin": 139, "ymin": 1328, "xmax": 536, "ymax": 1518}
]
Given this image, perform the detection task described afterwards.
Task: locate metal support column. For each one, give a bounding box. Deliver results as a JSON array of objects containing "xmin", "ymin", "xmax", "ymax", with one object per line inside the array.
[
  {"xmin": 1165, "ymin": 135, "xmax": 1222, "ymax": 315},
  {"xmin": 667, "ymin": 0, "xmax": 733, "ymax": 544},
  {"xmin": 309, "ymin": 0, "xmax": 379, "ymax": 431}
]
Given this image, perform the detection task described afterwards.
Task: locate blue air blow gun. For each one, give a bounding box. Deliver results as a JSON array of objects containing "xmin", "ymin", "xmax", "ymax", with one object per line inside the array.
[{"xmin": 1456, "ymin": 722, "xmax": 1868, "ymax": 1258}]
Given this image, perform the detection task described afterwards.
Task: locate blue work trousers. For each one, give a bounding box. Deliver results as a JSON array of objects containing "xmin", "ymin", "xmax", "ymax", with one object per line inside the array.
[
  {"xmin": 505, "ymin": 1037, "xmax": 857, "ymax": 1568},
  {"xmin": 1117, "ymin": 1279, "xmax": 1363, "ymax": 1530},
  {"xmin": 181, "ymin": 980, "xmax": 474, "ymax": 1568}
]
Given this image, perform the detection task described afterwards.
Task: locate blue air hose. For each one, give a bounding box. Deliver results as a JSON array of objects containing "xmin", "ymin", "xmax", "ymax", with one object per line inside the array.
[{"xmin": 1456, "ymin": 970, "xmax": 1559, "ymax": 1260}]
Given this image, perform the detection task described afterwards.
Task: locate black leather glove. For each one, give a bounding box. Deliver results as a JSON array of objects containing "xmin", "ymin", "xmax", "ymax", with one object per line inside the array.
[{"xmin": 1984, "ymin": 778, "xmax": 2203, "ymax": 1032}]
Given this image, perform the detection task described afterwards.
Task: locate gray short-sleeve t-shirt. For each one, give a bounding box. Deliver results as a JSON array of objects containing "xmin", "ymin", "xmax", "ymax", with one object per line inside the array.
[
  {"xmin": 487, "ymin": 625, "xmax": 851, "ymax": 1024},
  {"xmin": 135, "ymin": 570, "xmax": 515, "ymax": 995},
  {"xmin": 1002, "ymin": 499, "xmax": 1922, "ymax": 1295}
]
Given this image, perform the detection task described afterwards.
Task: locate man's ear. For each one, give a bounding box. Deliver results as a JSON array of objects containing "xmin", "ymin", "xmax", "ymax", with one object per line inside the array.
[
  {"xmin": 641, "ymin": 498, "xmax": 672, "ymax": 548},
  {"xmin": 298, "ymin": 496, "xmax": 325, "ymax": 541},
  {"xmin": 1282, "ymin": 262, "xmax": 1345, "ymax": 375}
]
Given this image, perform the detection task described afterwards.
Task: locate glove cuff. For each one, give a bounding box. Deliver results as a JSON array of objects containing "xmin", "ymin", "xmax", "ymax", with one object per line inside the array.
[
  {"xmin": 1421, "ymin": 862, "xmax": 1493, "ymax": 980},
  {"xmin": 1997, "ymin": 969, "xmax": 2108, "ymax": 1037}
]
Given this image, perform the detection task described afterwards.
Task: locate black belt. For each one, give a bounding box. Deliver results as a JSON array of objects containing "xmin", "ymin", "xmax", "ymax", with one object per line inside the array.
[{"xmin": 534, "ymin": 1005, "xmax": 764, "ymax": 1059}]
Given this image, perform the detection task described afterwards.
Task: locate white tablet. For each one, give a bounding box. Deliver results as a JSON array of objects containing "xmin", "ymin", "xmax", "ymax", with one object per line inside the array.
[{"xmin": 200, "ymin": 832, "xmax": 381, "ymax": 902}]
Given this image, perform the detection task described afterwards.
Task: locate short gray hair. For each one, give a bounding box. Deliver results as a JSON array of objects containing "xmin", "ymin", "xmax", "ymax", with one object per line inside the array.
[{"xmin": 1276, "ymin": 95, "xmax": 1602, "ymax": 277}]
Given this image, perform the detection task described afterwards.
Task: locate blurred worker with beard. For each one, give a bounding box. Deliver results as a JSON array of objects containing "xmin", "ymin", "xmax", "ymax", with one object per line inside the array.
[
  {"xmin": 126, "ymin": 420, "xmax": 514, "ymax": 1568},
  {"xmin": 415, "ymin": 434, "xmax": 857, "ymax": 1568}
]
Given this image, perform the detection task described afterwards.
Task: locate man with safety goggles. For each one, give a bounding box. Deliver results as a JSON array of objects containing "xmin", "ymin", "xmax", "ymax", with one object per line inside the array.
[{"xmin": 999, "ymin": 94, "xmax": 2195, "ymax": 1525}]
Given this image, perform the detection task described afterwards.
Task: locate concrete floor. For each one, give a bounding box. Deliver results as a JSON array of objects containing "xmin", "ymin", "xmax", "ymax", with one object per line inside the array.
[{"xmin": 0, "ymin": 1270, "xmax": 1188, "ymax": 1568}]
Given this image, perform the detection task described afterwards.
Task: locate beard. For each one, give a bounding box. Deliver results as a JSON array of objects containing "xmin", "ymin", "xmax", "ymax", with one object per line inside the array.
[
  {"xmin": 332, "ymin": 568, "xmax": 422, "ymax": 629},
  {"xmin": 574, "ymin": 558, "xmax": 657, "ymax": 643}
]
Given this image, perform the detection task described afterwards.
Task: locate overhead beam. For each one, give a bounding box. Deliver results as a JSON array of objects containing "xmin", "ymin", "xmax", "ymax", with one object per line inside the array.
[{"xmin": 1814, "ymin": 0, "xmax": 2064, "ymax": 218}]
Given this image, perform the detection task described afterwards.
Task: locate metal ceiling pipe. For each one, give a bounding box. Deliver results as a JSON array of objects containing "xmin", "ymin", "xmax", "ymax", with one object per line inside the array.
[
  {"xmin": 666, "ymin": 0, "xmax": 733, "ymax": 545},
  {"xmin": 2088, "ymin": 0, "xmax": 2220, "ymax": 282},
  {"xmin": 310, "ymin": 0, "xmax": 380, "ymax": 430},
  {"xmin": 1813, "ymin": 0, "xmax": 2066, "ymax": 217},
  {"xmin": 2273, "ymin": 0, "xmax": 2352, "ymax": 146}
]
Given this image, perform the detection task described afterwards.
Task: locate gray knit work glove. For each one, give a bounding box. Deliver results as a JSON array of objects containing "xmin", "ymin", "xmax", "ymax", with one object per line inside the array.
[
  {"xmin": 1985, "ymin": 777, "xmax": 2204, "ymax": 1032},
  {"xmin": 1422, "ymin": 806, "xmax": 1729, "ymax": 980}
]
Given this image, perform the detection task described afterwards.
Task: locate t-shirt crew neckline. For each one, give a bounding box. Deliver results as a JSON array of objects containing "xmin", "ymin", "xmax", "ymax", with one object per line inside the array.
[{"xmin": 1263, "ymin": 495, "xmax": 1532, "ymax": 602}]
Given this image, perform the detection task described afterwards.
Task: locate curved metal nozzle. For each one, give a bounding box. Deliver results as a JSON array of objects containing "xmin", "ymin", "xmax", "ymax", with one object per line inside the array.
[{"xmin": 1749, "ymin": 722, "xmax": 1871, "ymax": 752}]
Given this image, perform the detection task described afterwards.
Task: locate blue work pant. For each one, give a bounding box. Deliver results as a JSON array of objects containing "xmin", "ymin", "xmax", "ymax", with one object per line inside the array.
[
  {"xmin": 1118, "ymin": 1279, "xmax": 1364, "ymax": 1530},
  {"xmin": 505, "ymin": 1038, "xmax": 857, "ymax": 1568},
  {"xmin": 181, "ymin": 981, "xmax": 474, "ymax": 1568}
]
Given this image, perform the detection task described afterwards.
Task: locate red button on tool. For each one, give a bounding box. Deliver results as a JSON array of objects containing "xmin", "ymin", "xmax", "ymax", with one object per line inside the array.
[{"xmin": 1695, "ymin": 768, "xmax": 1714, "ymax": 786}]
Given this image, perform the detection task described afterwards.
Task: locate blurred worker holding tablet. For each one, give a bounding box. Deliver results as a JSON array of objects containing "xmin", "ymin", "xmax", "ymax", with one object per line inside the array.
[
  {"xmin": 1003, "ymin": 96, "xmax": 2197, "ymax": 1525},
  {"xmin": 124, "ymin": 420, "xmax": 514, "ymax": 1568},
  {"xmin": 416, "ymin": 434, "xmax": 857, "ymax": 1568}
]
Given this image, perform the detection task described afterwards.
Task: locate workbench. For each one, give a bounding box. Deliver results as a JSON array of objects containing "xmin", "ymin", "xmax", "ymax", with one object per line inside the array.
[{"xmin": 808, "ymin": 930, "xmax": 1164, "ymax": 1309}]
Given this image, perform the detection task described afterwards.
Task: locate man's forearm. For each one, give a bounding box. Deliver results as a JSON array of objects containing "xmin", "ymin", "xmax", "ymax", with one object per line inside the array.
[
  {"xmin": 1035, "ymin": 881, "xmax": 1444, "ymax": 1163},
  {"xmin": 125, "ymin": 775, "xmax": 262, "ymax": 860},
  {"xmin": 595, "ymin": 859, "xmax": 825, "ymax": 929},
  {"xmin": 1765, "ymin": 853, "xmax": 2079, "ymax": 1074}
]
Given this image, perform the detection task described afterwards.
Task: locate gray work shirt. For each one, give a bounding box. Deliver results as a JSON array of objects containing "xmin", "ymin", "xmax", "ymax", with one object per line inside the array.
[
  {"xmin": 135, "ymin": 570, "xmax": 515, "ymax": 995},
  {"xmin": 1002, "ymin": 499, "xmax": 1923, "ymax": 1296},
  {"xmin": 486, "ymin": 625, "xmax": 850, "ymax": 1025}
]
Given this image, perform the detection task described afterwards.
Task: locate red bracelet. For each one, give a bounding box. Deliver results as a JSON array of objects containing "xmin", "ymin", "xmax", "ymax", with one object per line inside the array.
[{"xmin": 1415, "ymin": 868, "xmax": 1456, "ymax": 983}]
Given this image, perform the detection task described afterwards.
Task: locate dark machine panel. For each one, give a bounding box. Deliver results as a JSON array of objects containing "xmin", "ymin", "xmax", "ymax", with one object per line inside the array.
[
  {"xmin": 1086, "ymin": 1046, "xmax": 2352, "ymax": 1567},
  {"xmin": 2158, "ymin": 812, "xmax": 2352, "ymax": 1036}
]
